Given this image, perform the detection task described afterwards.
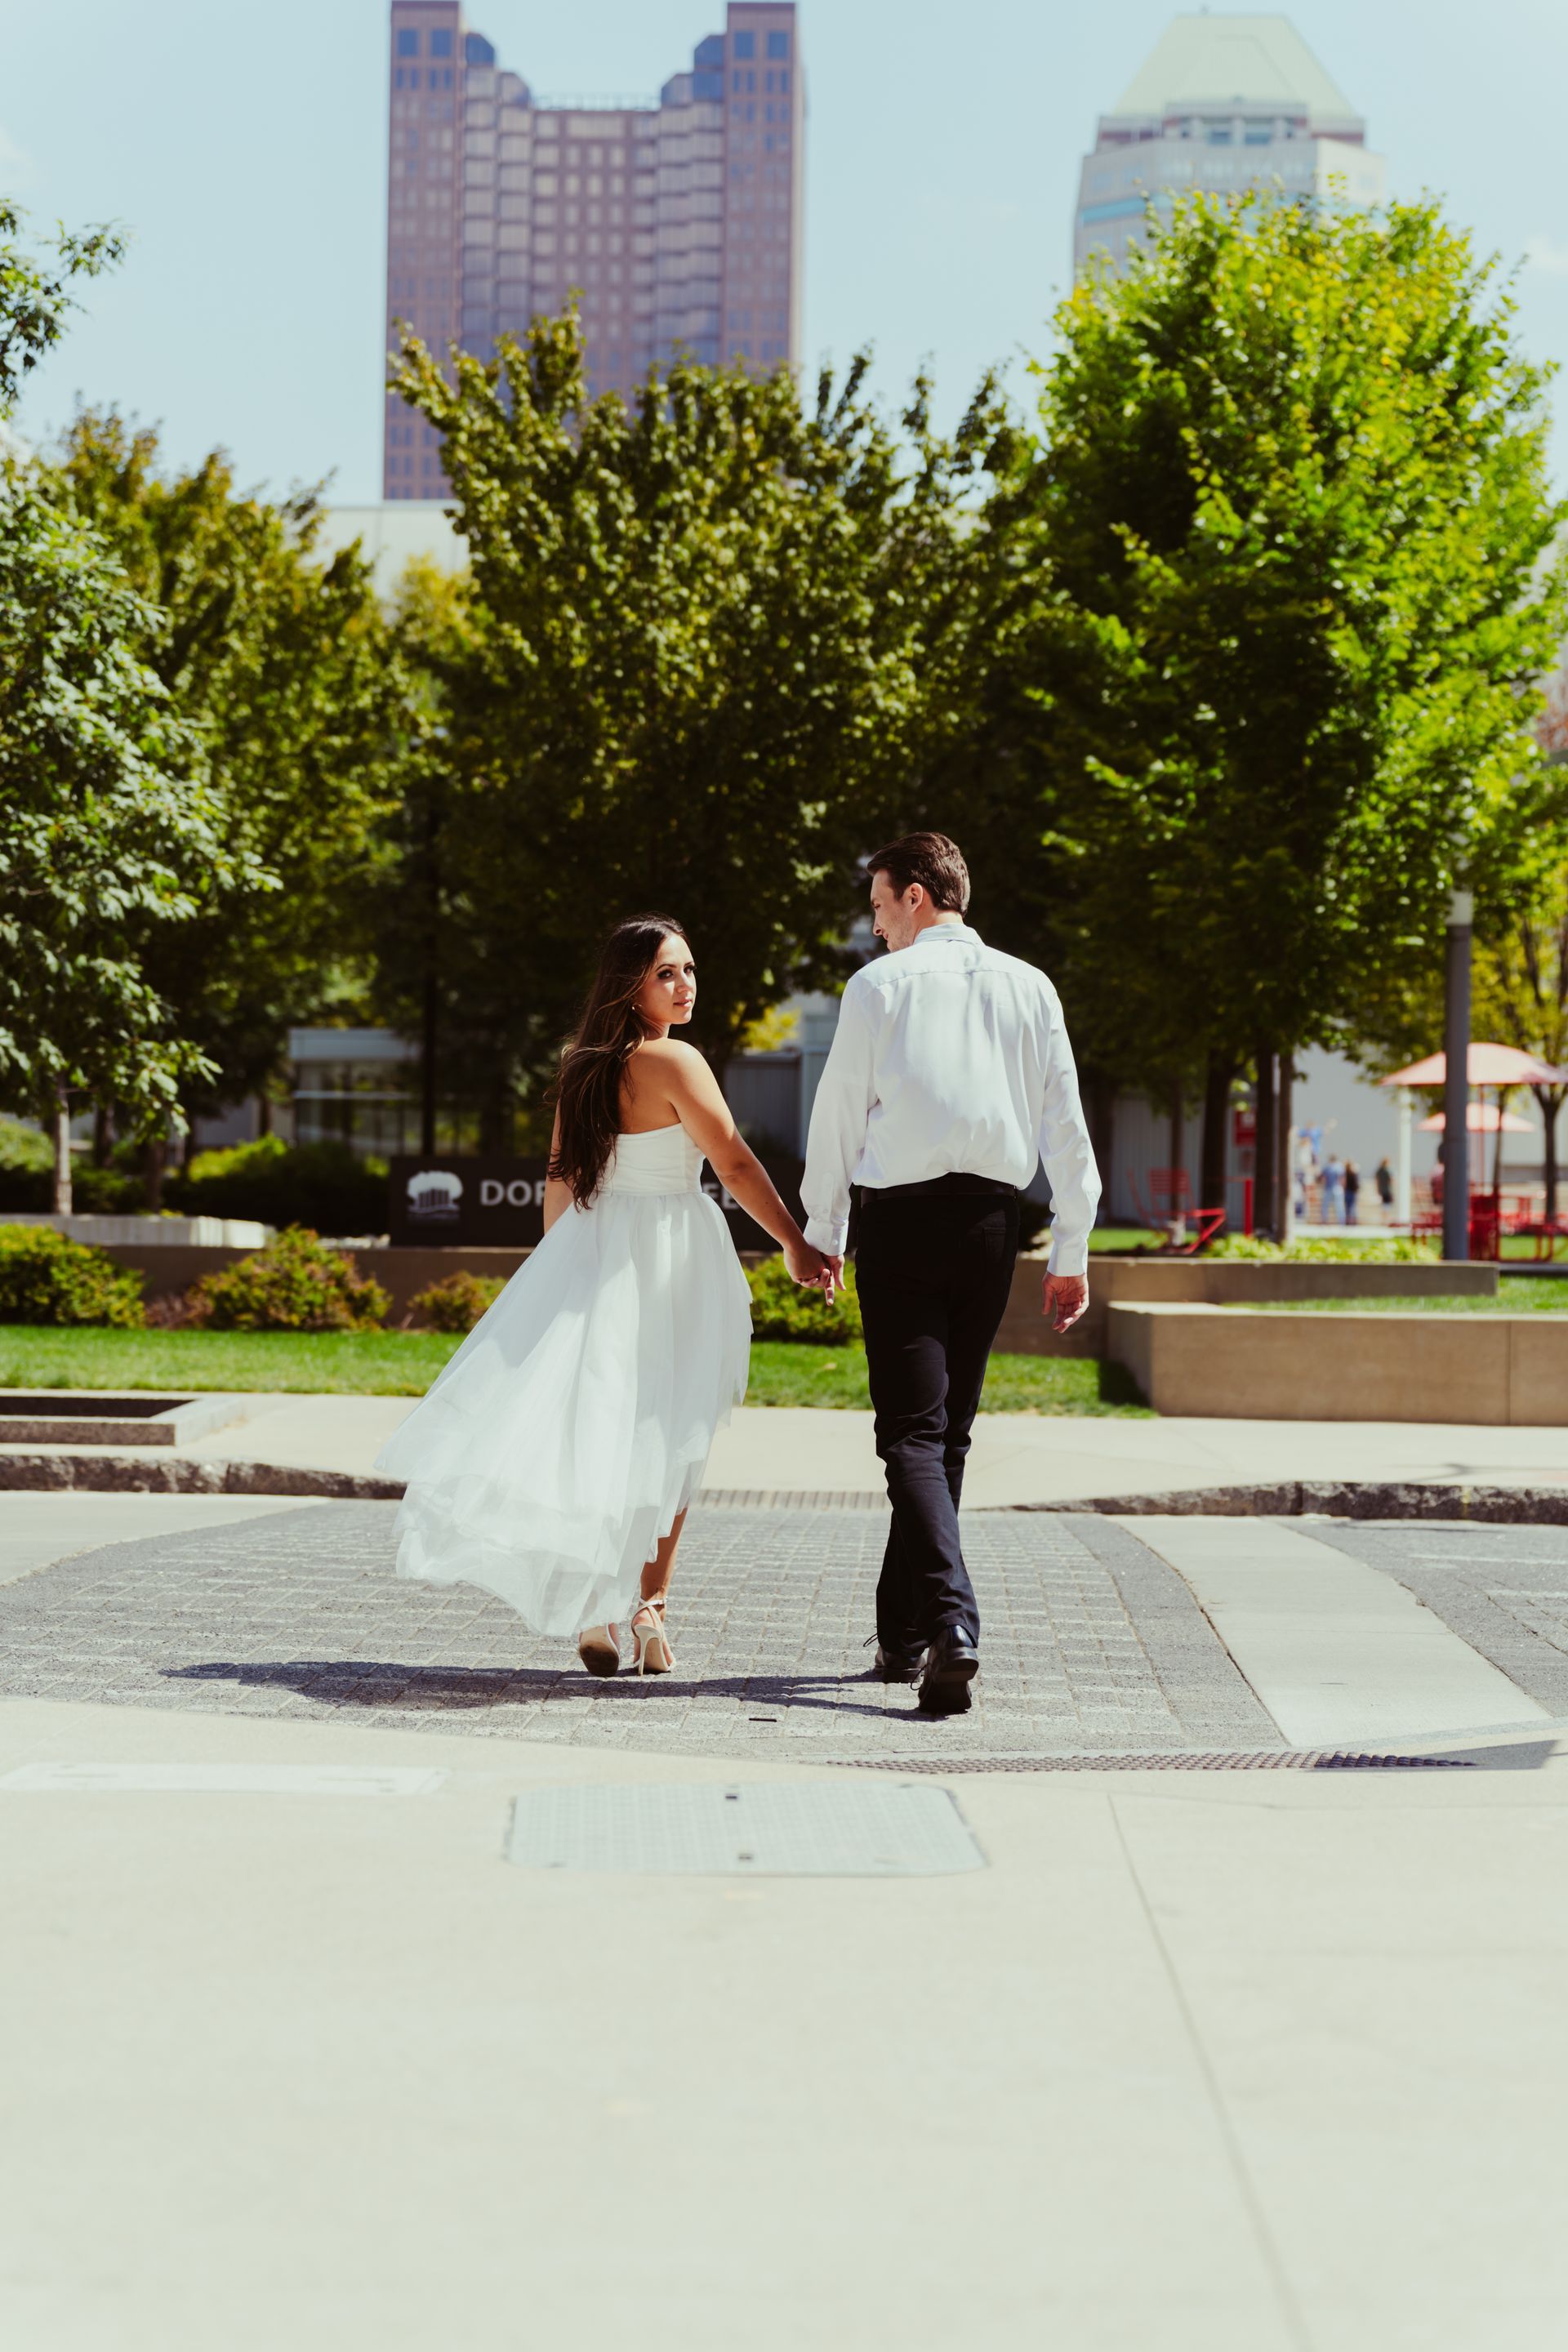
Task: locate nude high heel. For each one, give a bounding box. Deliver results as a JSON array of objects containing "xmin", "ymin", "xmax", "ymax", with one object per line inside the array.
[
  {"xmin": 630, "ymin": 1599, "xmax": 675, "ymax": 1677},
  {"xmin": 577, "ymin": 1623, "xmax": 621, "ymax": 1677}
]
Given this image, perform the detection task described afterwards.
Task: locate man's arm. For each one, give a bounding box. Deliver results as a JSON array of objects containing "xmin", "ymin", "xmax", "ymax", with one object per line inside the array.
[
  {"xmin": 800, "ymin": 979, "xmax": 879, "ymax": 1259},
  {"xmin": 1036, "ymin": 983, "xmax": 1102, "ymax": 1305}
]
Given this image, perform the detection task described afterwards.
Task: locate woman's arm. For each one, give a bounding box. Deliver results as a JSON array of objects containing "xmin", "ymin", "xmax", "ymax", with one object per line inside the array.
[
  {"xmin": 657, "ymin": 1045, "xmax": 826, "ymax": 1284},
  {"xmin": 542, "ymin": 1109, "xmax": 574, "ymax": 1236}
]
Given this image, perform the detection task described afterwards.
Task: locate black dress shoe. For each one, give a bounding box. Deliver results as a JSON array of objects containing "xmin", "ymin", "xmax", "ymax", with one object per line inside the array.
[
  {"xmin": 917, "ymin": 1625, "xmax": 980, "ymax": 1714},
  {"xmin": 871, "ymin": 1642, "xmax": 926, "ymax": 1684}
]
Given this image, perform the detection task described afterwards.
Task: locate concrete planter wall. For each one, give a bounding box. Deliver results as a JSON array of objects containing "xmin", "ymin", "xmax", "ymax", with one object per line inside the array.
[
  {"xmin": 995, "ymin": 1254, "xmax": 1499, "ymax": 1359},
  {"xmin": 1107, "ymin": 1302, "xmax": 1566, "ymax": 1425}
]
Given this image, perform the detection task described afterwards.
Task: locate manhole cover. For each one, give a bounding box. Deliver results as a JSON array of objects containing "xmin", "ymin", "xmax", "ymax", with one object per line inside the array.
[{"xmin": 506, "ymin": 1782, "xmax": 986, "ymax": 1877}]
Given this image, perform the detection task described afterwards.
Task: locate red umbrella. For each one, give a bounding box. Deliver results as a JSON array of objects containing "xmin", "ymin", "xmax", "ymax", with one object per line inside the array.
[
  {"xmin": 1380, "ymin": 1043, "xmax": 1562, "ymax": 1087},
  {"xmin": 1383, "ymin": 1044, "xmax": 1562, "ymax": 1247},
  {"xmin": 1418, "ymin": 1104, "xmax": 1532, "ymax": 1134}
]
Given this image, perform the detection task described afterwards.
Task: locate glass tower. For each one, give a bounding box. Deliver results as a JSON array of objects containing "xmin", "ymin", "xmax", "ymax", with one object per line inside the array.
[{"xmin": 384, "ymin": 1, "xmax": 805, "ymax": 500}]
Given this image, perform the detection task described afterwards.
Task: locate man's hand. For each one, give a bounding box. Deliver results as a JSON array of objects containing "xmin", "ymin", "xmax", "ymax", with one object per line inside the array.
[
  {"xmin": 1042, "ymin": 1272, "xmax": 1088, "ymax": 1334},
  {"xmin": 820, "ymin": 1253, "xmax": 846, "ymax": 1303}
]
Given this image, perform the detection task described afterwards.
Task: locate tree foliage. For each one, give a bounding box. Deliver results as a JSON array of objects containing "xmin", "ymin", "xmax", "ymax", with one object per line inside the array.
[
  {"xmin": 50, "ymin": 410, "xmax": 399, "ymax": 1120},
  {"xmin": 382, "ymin": 314, "xmax": 1007, "ymax": 1125},
  {"xmin": 952, "ymin": 192, "xmax": 1568, "ymax": 1196},
  {"xmin": 0, "ymin": 207, "xmax": 234, "ymax": 1198}
]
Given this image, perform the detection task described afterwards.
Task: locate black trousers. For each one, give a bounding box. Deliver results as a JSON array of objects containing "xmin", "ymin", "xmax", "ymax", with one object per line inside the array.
[{"xmin": 853, "ymin": 1182, "xmax": 1021, "ymax": 1654}]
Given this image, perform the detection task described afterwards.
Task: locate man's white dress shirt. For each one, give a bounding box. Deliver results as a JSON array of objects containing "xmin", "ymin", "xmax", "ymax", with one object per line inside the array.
[{"xmin": 800, "ymin": 921, "xmax": 1102, "ymax": 1275}]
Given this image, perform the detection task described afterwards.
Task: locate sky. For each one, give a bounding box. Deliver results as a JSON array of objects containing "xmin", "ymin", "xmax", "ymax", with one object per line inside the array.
[{"xmin": 2, "ymin": 0, "xmax": 1568, "ymax": 501}]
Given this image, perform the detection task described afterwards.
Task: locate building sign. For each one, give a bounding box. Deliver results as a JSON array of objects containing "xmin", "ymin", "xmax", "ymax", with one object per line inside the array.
[{"xmin": 388, "ymin": 1156, "xmax": 805, "ymax": 1253}]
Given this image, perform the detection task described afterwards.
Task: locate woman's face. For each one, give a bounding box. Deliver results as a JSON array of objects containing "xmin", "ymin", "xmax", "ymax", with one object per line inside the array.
[{"xmin": 635, "ymin": 933, "xmax": 696, "ymax": 1031}]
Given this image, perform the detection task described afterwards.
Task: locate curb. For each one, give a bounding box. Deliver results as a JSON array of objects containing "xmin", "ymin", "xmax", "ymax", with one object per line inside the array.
[
  {"xmin": 1005, "ymin": 1480, "xmax": 1568, "ymax": 1525},
  {"xmin": 2, "ymin": 1459, "xmax": 1567, "ymax": 1525},
  {"xmin": 0, "ymin": 1453, "xmax": 404, "ymax": 1501}
]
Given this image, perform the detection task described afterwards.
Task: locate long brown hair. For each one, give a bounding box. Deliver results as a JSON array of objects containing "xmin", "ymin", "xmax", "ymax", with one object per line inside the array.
[{"xmin": 548, "ymin": 913, "xmax": 690, "ymax": 1206}]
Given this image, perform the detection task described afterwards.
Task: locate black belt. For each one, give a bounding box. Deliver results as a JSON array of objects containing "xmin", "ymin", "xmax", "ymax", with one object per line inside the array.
[{"xmin": 859, "ymin": 1173, "xmax": 1018, "ymax": 1201}]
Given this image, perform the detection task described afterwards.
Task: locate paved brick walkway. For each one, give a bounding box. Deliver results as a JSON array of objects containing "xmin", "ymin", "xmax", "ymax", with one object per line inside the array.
[
  {"xmin": 0, "ymin": 1501, "xmax": 1280, "ymax": 1759},
  {"xmin": 1312, "ymin": 1519, "xmax": 1568, "ymax": 1717}
]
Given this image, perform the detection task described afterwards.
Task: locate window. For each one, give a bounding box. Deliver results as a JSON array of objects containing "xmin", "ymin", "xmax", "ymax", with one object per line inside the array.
[
  {"xmin": 766, "ymin": 31, "xmax": 790, "ymax": 59},
  {"xmin": 733, "ymin": 29, "xmax": 755, "ymax": 58},
  {"xmin": 397, "ymin": 28, "xmax": 418, "ymax": 56},
  {"xmin": 430, "ymin": 27, "xmax": 452, "ymax": 58}
]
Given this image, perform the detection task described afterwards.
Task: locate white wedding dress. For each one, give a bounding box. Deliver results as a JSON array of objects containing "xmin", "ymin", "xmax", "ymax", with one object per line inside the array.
[{"xmin": 375, "ymin": 1122, "xmax": 752, "ymax": 1634}]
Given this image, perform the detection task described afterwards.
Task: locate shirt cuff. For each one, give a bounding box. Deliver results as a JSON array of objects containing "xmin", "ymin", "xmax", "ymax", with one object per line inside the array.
[
  {"xmin": 1046, "ymin": 1233, "xmax": 1089, "ymax": 1278},
  {"xmin": 804, "ymin": 1214, "xmax": 849, "ymax": 1256}
]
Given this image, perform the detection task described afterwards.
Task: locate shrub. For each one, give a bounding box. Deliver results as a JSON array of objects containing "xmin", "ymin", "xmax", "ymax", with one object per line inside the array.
[
  {"xmin": 0, "ymin": 1117, "xmax": 51, "ymax": 1211},
  {"xmin": 407, "ymin": 1270, "xmax": 506, "ymax": 1332},
  {"xmin": 746, "ymin": 1252, "xmax": 862, "ymax": 1344},
  {"xmin": 70, "ymin": 1160, "xmax": 145, "ymax": 1213},
  {"xmin": 1206, "ymin": 1233, "xmax": 1438, "ymax": 1263},
  {"xmin": 0, "ymin": 1224, "xmax": 145, "ymax": 1326},
  {"xmin": 189, "ymin": 1227, "xmax": 390, "ymax": 1331},
  {"xmin": 172, "ymin": 1136, "xmax": 387, "ymax": 1236}
]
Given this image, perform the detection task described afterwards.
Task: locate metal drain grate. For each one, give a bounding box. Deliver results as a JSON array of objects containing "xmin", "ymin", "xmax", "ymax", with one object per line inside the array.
[
  {"xmin": 506, "ymin": 1781, "xmax": 986, "ymax": 1875},
  {"xmin": 821, "ymin": 1750, "xmax": 1478, "ymax": 1774}
]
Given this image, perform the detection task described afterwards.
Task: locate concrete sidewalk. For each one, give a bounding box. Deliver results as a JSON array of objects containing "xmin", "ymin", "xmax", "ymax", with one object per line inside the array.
[
  {"xmin": 9, "ymin": 1392, "xmax": 1568, "ymax": 1506},
  {"xmin": 2, "ymin": 1686, "xmax": 1565, "ymax": 2350}
]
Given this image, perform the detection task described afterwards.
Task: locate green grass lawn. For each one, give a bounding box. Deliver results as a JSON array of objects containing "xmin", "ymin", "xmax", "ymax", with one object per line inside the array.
[
  {"xmin": 1246, "ymin": 1276, "xmax": 1568, "ymax": 1315},
  {"xmin": 0, "ymin": 1325, "xmax": 1152, "ymax": 1414}
]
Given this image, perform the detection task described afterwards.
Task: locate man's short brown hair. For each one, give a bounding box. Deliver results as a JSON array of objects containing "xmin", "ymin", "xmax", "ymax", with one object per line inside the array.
[{"xmin": 865, "ymin": 831, "xmax": 970, "ymax": 915}]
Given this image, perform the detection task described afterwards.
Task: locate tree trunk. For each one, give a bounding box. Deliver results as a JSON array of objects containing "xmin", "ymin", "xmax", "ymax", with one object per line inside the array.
[
  {"xmin": 1200, "ymin": 1052, "xmax": 1233, "ymax": 1222},
  {"xmin": 51, "ymin": 1083, "xmax": 73, "ymax": 1217},
  {"xmin": 1538, "ymin": 1085, "xmax": 1562, "ymax": 1223},
  {"xmin": 421, "ymin": 787, "xmax": 440, "ymax": 1158},
  {"xmin": 257, "ymin": 1093, "xmax": 273, "ymax": 1138},
  {"xmin": 91, "ymin": 1102, "xmax": 113, "ymax": 1168},
  {"xmin": 1086, "ymin": 1074, "xmax": 1116, "ymax": 1227},
  {"xmin": 1276, "ymin": 1053, "xmax": 1294, "ymax": 1239},
  {"xmin": 1254, "ymin": 1045, "xmax": 1276, "ymax": 1241},
  {"xmin": 142, "ymin": 1134, "xmax": 167, "ymax": 1214}
]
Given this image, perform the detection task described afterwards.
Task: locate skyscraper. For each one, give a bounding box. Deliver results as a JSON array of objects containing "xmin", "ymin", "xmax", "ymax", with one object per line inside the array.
[
  {"xmin": 1073, "ymin": 14, "xmax": 1385, "ymax": 276},
  {"xmin": 384, "ymin": 1, "xmax": 804, "ymax": 501}
]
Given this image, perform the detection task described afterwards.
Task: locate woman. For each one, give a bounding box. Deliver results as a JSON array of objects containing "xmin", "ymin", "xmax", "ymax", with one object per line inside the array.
[{"xmin": 376, "ymin": 915, "xmax": 826, "ymax": 1676}]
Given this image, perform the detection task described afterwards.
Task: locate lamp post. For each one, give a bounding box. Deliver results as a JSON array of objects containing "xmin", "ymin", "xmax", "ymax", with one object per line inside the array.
[{"xmin": 1442, "ymin": 889, "xmax": 1472, "ymax": 1262}]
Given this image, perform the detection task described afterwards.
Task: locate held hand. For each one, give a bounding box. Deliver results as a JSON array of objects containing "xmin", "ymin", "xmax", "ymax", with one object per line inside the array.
[
  {"xmin": 1042, "ymin": 1272, "xmax": 1088, "ymax": 1334},
  {"xmin": 783, "ymin": 1234, "xmax": 828, "ymax": 1289},
  {"xmin": 819, "ymin": 1253, "xmax": 846, "ymax": 1303}
]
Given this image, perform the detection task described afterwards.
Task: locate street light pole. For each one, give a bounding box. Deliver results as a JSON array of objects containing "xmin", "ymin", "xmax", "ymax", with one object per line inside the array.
[{"xmin": 1442, "ymin": 889, "xmax": 1472, "ymax": 1263}]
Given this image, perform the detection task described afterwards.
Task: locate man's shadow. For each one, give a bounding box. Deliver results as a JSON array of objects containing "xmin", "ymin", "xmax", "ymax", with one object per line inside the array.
[{"xmin": 163, "ymin": 1659, "xmax": 911, "ymax": 1723}]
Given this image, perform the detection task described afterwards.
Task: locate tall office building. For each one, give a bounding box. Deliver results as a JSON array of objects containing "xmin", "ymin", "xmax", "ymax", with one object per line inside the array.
[
  {"xmin": 384, "ymin": 1, "xmax": 804, "ymax": 499},
  {"xmin": 1073, "ymin": 14, "xmax": 1385, "ymax": 276}
]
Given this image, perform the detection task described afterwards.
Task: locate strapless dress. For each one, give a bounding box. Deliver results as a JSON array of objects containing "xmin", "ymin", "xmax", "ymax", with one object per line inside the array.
[{"xmin": 375, "ymin": 1123, "xmax": 752, "ymax": 1633}]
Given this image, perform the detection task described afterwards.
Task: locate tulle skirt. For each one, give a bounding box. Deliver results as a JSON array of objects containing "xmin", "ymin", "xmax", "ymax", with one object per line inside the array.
[{"xmin": 374, "ymin": 1191, "xmax": 752, "ymax": 1635}]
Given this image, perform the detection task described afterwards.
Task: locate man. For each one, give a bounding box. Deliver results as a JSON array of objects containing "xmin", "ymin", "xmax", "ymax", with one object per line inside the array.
[{"xmin": 802, "ymin": 832, "xmax": 1100, "ymax": 1716}]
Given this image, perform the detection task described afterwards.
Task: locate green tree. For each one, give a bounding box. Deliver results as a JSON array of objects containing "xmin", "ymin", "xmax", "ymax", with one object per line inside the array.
[
  {"xmin": 958, "ymin": 191, "xmax": 1568, "ymax": 1231},
  {"xmin": 0, "ymin": 207, "xmax": 237, "ymax": 1210},
  {"xmin": 383, "ymin": 314, "xmax": 1005, "ymax": 1129},
  {"xmin": 50, "ymin": 411, "xmax": 399, "ymax": 1192}
]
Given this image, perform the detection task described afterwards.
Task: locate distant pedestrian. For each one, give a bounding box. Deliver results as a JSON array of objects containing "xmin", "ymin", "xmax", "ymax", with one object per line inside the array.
[
  {"xmin": 1343, "ymin": 1160, "xmax": 1361, "ymax": 1225},
  {"xmin": 1375, "ymin": 1156, "xmax": 1394, "ymax": 1217},
  {"xmin": 1321, "ymin": 1153, "xmax": 1345, "ymax": 1223}
]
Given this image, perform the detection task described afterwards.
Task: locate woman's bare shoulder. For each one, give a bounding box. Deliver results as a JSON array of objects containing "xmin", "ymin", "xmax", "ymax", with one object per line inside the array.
[{"xmin": 636, "ymin": 1037, "xmax": 706, "ymax": 1071}]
